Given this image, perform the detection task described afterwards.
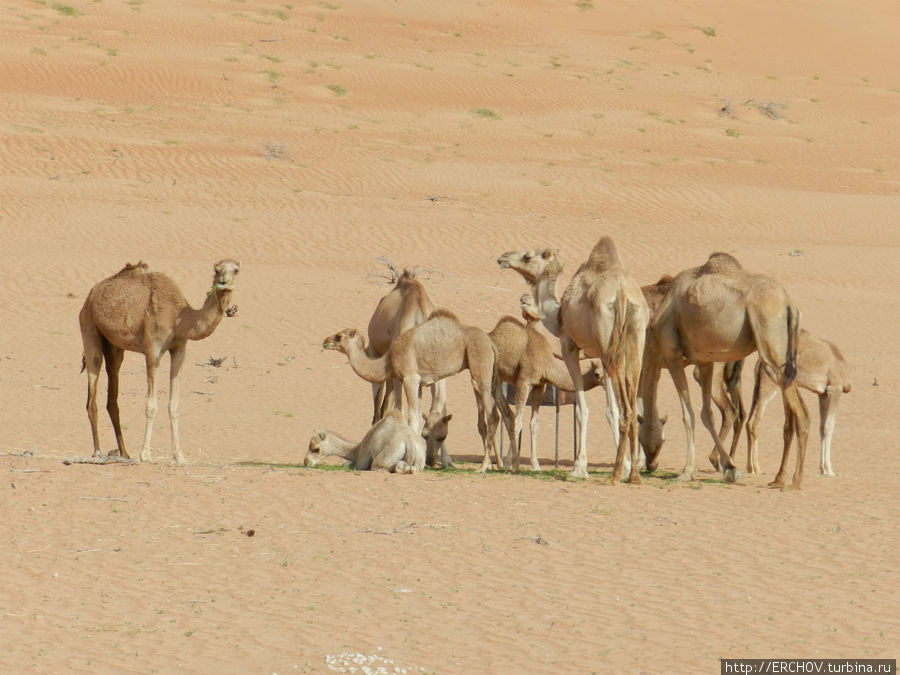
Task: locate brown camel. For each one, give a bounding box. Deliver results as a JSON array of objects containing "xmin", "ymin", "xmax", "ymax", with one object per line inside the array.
[
  {"xmin": 645, "ymin": 275, "xmax": 746, "ymax": 470},
  {"xmin": 498, "ymin": 238, "xmax": 650, "ymax": 483},
  {"xmin": 366, "ymin": 269, "xmax": 446, "ymax": 424},
  {"xmin": 746, "ymin": 329, "xmax": 850, "ymax": 477},
  {"xmin": 79, "ymin": 259, "xmax": 240, "ymax": 464},
  {"xmin": 323, "ymin": 310, "xmax": 517, "ymax": 472},
  {"xmin": 488, "ymin": 315, "xmax": 604, "ymax": 471},
  {"xmin": 638, "ymin": 252, "xmax": 810, "ymax": 488}
]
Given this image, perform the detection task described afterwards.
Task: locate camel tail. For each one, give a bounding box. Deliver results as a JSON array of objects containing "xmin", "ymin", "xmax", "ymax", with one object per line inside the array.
[
  {"xmin": 784, "ymin": 305, "xmax": 799, "ymax": 387},
  {"xmin": 605, "ymin": 286, "xmax": 630, "ymax": 371}
]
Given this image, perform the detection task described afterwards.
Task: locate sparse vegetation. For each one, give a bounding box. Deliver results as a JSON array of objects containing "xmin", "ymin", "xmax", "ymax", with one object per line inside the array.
[
  {"xmin": 50, "ymin": 3, "xmax": 82, "ymax": 16},
  {"xmin": 326, "ymin": 83, "xmax": 346, "ymax": 97},
  {"xmin": 698, "ymin": 25, "xmax": 717, "ymax": 37},
  {"xmin": 471, "ymin": 107, "xmax": 501, "ymax": 120}
]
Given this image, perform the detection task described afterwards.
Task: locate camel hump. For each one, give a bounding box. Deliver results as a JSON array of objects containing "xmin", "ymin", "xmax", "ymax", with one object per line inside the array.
[
  {"xmin": 702, "ymin": 252, "xmax": 742, "ymax": 274},
  {"xmin": 428, "ymin": 308, "xmax": 459, "ymax": 322},
  {"xmin": 116, "ymin": 261, "xmax": 149, "ymax": 276},
  {"xmin": 655, "ymin": 274, "xmax": 674, "ymax": 285},
  {"xmin": 584, "ymin": 237, "xmax": 621, "ymax": 271}
]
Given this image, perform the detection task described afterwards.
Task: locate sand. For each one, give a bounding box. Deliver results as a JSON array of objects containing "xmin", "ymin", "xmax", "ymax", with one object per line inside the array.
[{"xmin": 0, "ymin": 0, "xmax": 897, "ymax": 672}]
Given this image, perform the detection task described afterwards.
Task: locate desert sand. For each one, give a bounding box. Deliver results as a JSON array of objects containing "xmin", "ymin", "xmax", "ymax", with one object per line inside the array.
[{"xmin": 1, "ymin": 0, "xmax": 897, "ymax": 672}]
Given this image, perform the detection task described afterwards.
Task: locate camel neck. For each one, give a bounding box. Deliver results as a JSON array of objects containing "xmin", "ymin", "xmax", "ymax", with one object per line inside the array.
[
  {"xmin": 344, "ymin": 341, "xmax": 392, "ymax": 384},
  {"xmin": 177, "ymin": 287, "xmax": 228, "ymax": 341},
  {"xmin": 534, "ymin": 271, "xmax": 562, "ymax": 337}
]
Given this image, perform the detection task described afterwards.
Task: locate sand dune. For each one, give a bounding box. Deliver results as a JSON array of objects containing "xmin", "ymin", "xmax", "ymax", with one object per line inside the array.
[{"xmin": 1, "ymin": 0, "xmax": 897, "ymax": 671}]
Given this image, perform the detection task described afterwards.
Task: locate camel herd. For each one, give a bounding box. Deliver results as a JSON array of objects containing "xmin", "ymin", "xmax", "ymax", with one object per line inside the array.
[{"xmin": 78, "ymin": 238, "xmax": 851, "ymax": 489}]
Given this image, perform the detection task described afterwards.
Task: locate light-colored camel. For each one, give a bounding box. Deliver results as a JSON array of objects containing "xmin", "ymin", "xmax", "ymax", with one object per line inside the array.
[
  {"xmin": 746, "ymin": 329, "xmax": 850, "ymax": 477},
  {"xmin": 366, "ymin": 268, "xmax": 446, "ymax": 423},
  {"xmin": 638, "ymin": 252, "xmax": 810, "ymax": 488},
  {"xmin": 488, "ymin": 315, "xmax": 604, "ymax": 471},
  {"xmin": 498, "ymin": 238, "xmax": 650, "ymax": 483},
  {"xmin": 79, "ymin": 259, "xmax": 240, "ymax": 464},
  {"xmin": 304, "ymin": 409, "xmax": 451, "ymax": 473},
  {"xmin": 322, "ymin": 310, "xmax": 517, "ymax": 472}
]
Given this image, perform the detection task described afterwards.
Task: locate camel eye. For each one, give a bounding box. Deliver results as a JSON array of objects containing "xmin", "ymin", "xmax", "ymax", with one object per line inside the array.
[{"xmin": 523, "ymin": 253, "xmax": 532, "ymax": 262}]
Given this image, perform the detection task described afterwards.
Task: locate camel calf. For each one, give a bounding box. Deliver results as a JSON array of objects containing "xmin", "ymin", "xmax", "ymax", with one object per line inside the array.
[{"xmin": 746, "ymin": 329, "xmax": 851, "ymax": 477}]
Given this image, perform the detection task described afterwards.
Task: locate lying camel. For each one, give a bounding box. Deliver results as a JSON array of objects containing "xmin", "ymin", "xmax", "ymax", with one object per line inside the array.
[
  {"xmin": 323, "ymin": 310, "xmax": 517, "ymax": 472},
  {"xmin": 304, "ymin": 409, "xmax": 450, "ymax": 473},
  {"xmin": 745, "ymin": 329, "xmax": 851, "ymax": 477},
  {"xmin": 489, "ymin": 315, "xmax": 604, "ymax": 471}
]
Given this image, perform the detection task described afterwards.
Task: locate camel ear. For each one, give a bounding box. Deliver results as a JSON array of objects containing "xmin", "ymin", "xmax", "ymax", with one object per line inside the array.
[
  {"xmin": 315, "ymin": 429, "xmax": 326, "ymax": 439},
  {"xmin": 637, "ymin": 414, "xmax": 644, "ymax": 425},
  {"xmin": 543, "ymin": 248, "xmax": 558, "ymax": 259},
  {"xmin": 660, "ymin": 415, "xmax": 668, "ymax": 426},
  {"xmin": 443, "ymin": 414, "xmax": 453, "ymax": 423}
]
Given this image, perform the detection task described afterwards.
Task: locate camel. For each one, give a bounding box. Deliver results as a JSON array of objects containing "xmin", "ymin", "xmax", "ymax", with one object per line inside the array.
[
  {"xmin": 366, "ymin": 268, "xmax": 446, "ymax": 424},
  {"xmin": 323, "ymin": 310, "xmax": 517, "ymax": 472},
  {"xmin": 745, "ymin": 329, "xmax": 850, "ymax": 477},
  {"xmin": 79, "ymin": 259, "xmax": 240, "ymax": 464},
  {"xmin": 304, "ymin": 409, "xmax": 451, "ymax": 473},
  {"xmin": 644, "ymin": 274, "xmax": 746, "ymax": 469},
  {"xmin": 488, "ymin": 315, "xmax": 604, "ymax": 471},
  {"xmin": 498, "ymin": 238, "xmax": 650, "ymax": 484},
  {"xmin": 638, "ymin": 252, "xmax": 810, "ymax": 488}
]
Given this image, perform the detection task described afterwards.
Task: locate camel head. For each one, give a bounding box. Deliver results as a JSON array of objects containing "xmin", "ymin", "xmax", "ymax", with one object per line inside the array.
[
  {"xmin": 520, "ymin": 293, "xmax": 541, "ymax": 323},
  {"xmin": 496, "ymin": 248, "xmax": 560, "ymax": 284},
  {"xmin": 587, "ymin": 360, "xmax": 605, "ymax": 390},
  {"xmin": 422, "ymin": 412, "xmax": 452, "ymax": 444},
  {"xmin": 212, "ymin": 259, "xmax": 241, "ymax": 292},
  {"xmin": 322, "ymin": 328, "xmax": 365, "ymax": 353},
  {"xmin": 304, "ymin": 429, "xmax": 343, "ymax": 467},
  {"xmin": 637, "ymin": 413, "xmax": 667, "ymax": 472}
]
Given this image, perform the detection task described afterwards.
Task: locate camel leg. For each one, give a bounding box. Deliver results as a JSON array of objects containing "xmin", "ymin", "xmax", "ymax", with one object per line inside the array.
[
  {"xmin": 103, "ymin": 343, "xmax": 129, "ymax": 459},
  {"xmin": 139, "ymin": 354, "xmax": 162, "ymax": 462},
  {"xmin": 472, "ymin": 382, "xmax": 496, "ymax": 472},
  {"xmin": 667, "ymin": 365, "xmax": 697, "ymax": 481},
  {"xmin": 429, "ymin": 380, "xmax": 453, "ymax": 468},
  {"xmin": 528, "ymin": 384, "xmax": 544, "ymax": 471},
  {"xmin": 83, "ymin": 343, "xmax": 104, "ymax": 458},
  {"xmin": 707, "ymin": 370, "xmax": 735, "ymax": 470},
  {"xmin": 403, "ymin": 374, "xmax": 422, "ymax": 434},
  {"xmin": 371, "ymin": 382, "xmax": 385, "ymax": 424},
  {"xmin": 769, "ymin": 391, "xmax": 796, "ymax": 488},
  {"xmin": 726, "ymin": 363, "xmax": 746, "ymax": 464},
  {"xmin": 560, "ymin": 338, "xmax": 589, "ymax": 479},
  {"xmin": 696, "ymin": 363, "xmax": 739, "ymax": 482},
  {"xmin": 745, "ymin": 363, "xmax": 777, "ymax": 474},
  {"xmin": 168, "ymin": 343, "xmax": 187, "ymax": 465},
  {"xmin": 508, "ymin": 381, "xmax": 532, "ymax": 472},
  {"xmin": 819, "ymin": 388, "xmax": 841, "ymax": 476},
  {"xmin": 771, "ymin": 381, "xmax": 809, "ymax": 489},
  {"xmin": 609, "ymin": 369, "xmax": 640, "ymax": 486}
]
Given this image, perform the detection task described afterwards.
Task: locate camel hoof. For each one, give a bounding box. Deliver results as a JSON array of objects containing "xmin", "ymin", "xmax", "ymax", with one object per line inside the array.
[
  {"xmin": 767, "ymin": 479, "xmax": 785, "ymax": 488},
  {"xmin": 139, "ymin": 452, "xmax": 151, "ymax": 462},
  {"xmin": 568, "ymin": 467, "xmax": 589, "ymax": 480},
  {"xmin": 723, "ymin": 467, "xmax": 739, "ymax": 483},
  {"xmin": 627, "ymin": 473, "xmax": 642, "ymax": 485},
  {"xmin": 677, "ymin": 472, "xmax": 694, "ymax": 482},
  {"xmin": 530, "ymin": 464, "xmax": 543, "ymax": 472}
]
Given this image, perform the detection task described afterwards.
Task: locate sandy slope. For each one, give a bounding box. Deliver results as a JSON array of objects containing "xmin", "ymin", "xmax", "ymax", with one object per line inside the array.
[{"xmin": 0, "ymin": 0, "xmax": 897, "ymax": 672}]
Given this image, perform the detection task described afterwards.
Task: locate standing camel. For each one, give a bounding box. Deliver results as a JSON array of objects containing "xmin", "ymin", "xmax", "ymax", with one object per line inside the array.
[
  {"xmin": 79, "ymin": 259, "xmax": 240, "ymax": 464},
  {"xmin": 498, "ymin": 238, "xmax": 650, "ymax": 484},
  {"xmin": 745, "ymin": 329, "xmax": 850, "ymax": 477},
  {"xmin": 488, "ymin": 315, "xmax": 604, "ymax": 471},
  {"xmin": 638, "ymin": 252, "xmax": 810, "ymax": 488},
  {"xmin": 365, "ymin": 268, "xmax": 451, "ymax": 466},
  {"xmin": 323, "ymin": 310, "xmax": 517, "ymax": 472}
]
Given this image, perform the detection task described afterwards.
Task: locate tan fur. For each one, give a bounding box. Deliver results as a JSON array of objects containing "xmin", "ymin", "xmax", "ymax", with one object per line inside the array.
[
  {"xmin": 366, "ymin": 270, "xmax": 447, "ymax": 427},
  {"xmin": 638, "ymin": 252, "xmax": 810, "ymax": 489},
  {"xmin": 323, "ymin": 312, "xmax": 517, "ymax": 472},
  {"xmin": 304, "ymin": 409, "xmax": 429, "ymax": 474},
  {"xmin": 746, "ymin": 329, "xmax": 851, "ymax": 477},
  {"xmin": 488, "ymin": 316, "xmax": 604, "ymax": 471},
  {"xmin": 79, "ymin": 259, "xmax": 240, "ymax": 464},
  {"xmin": 498, "ymin": 238, "xmax": 650, "ymax": 483}
]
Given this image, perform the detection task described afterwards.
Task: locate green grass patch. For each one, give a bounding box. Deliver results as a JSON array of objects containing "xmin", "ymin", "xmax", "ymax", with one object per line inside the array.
[
  {"xmin": 326, "ymin": 83, "xmax": 346, "ymax": 97},
  {"xmin": 471, "ymin": 107, "xmax": 501, "ymax": 120},
  {"xmin": 50, "ymin": 3, "xmax": 82, "ymax": 16}
]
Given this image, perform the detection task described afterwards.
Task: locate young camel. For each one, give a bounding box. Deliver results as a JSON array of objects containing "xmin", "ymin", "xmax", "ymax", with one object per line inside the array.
[
  {"xmin": 639, "ymin": 252, "xmax": 810, "ymax": 489},
  {"xmin": 488, "ymin": 315, "xmax": 604, "ymax": 471},
  {"xmin": 322, "ymin": 310, "xmax": 517, "ymax": 472},
  {"xmin": 498, "ymin": 238, "xmax": 650, "ymax": 484},
  {"xmin": 304, "ymin": 409, "xmax": 451, "ymax": 473},
  {"xmin": 745, "ymin": 329, "xmax": 851, "ymax": 477},
  {"xmin": 79, "ymin": 260, "xmax": 240, "ymax": 464},
  {"xmin": 366, "ymin": 269, "xmax": 446, "ymax": 424}
]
